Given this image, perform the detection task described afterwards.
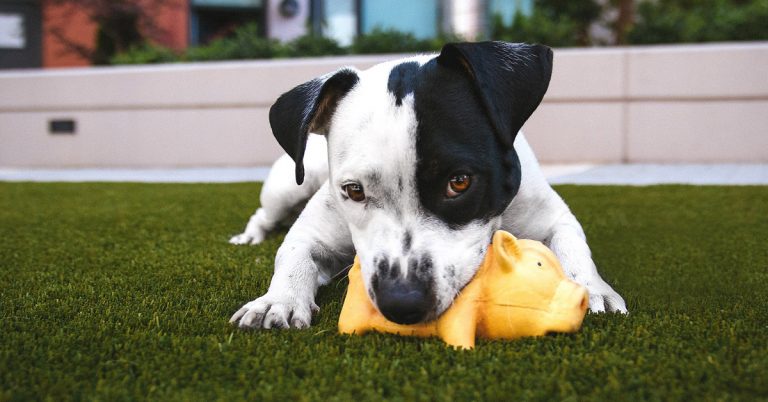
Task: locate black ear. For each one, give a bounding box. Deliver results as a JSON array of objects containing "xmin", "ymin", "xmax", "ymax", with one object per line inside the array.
[
  {"xmin": 269, "ymin": 68, "xmax": 359, "ymax": 184},
  {"xmin": 436, "ymin": 41, "xmax": 553, "ymax": 148}
]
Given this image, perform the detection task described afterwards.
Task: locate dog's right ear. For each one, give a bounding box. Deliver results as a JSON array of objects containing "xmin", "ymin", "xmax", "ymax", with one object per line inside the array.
[{"xmin": 269, "ymin": 68, "xmax": 359, "ymax": 185}]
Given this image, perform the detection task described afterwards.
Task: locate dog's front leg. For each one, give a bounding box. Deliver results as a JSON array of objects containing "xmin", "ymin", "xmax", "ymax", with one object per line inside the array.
[
  {"xmin": 230, "ymin": 183, "xmax": 353, "ymax": 329},
  {"xmin": 547, "ymin": 213, "xmax": 628, "ymax": 313}
]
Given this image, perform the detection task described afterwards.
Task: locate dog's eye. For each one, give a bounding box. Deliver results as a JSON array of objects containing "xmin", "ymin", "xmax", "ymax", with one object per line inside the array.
[
  {"xmin": 446, "ymin": 174, "xmax": 471, "ymax": 198},
  {"xmin": 342, "ymin": 183, "xmax": 366, "ymax": 202}
]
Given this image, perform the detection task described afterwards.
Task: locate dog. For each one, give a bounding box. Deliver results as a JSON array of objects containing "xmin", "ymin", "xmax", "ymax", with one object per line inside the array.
[{"xmin": 229, "ymin": 41, "xmax": 627, "ymax": 330}]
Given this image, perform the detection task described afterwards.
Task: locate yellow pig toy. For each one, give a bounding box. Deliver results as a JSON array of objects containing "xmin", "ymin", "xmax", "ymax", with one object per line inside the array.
[{"xmin": 338, "ymin": 230, "xmax": 589, "ymax": 349}]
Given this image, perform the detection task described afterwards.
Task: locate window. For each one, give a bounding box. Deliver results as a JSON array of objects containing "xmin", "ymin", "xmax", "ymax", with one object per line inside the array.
[
  {"xmin": 360, "ymin": 0, "xmax": 438, "ymax": 39},
  {"xmin": 313, "ymin": 0, "xmax": 533, "ymax": 45},
  {"xmin": 0, "ymin": 13, "xmax": 26, "ymax": 49},
  {"xmin": 322, "ymin": 0, "xmax": 356, "ymax": 46},
  {"xmin": 317, "ymin": 0, "xmax": 438, "ymax": 45},
  {"xmin": 0, "ymin": 1, "xmax": 41, "ymax": 69},
  {"xmin": 190, "ymin": 0, "xmax": 265, "ymax": 45},
  {"xmin": 489, "ymin": 0, "xmax": 533, "ymax": 25}
]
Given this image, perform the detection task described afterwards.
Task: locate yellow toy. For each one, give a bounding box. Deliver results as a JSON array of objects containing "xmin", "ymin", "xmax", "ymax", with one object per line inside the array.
[{"xmin": 338, "ymin": 231, "xmax": 588, "ymax": 349}]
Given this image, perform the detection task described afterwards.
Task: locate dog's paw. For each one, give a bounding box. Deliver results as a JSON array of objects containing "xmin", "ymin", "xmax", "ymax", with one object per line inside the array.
[
  {"xmin": 229, "ymin": 230, "xmax": 265, "ymax": 245},
  {"xmin": 585, "ymin": 279, "xmax": 628, "ymax": 314},
  {"xmin": 230, "ymin": 209, "xmax": 273, "ymax": 245},
  {"xmin": 229, "ymin": 294, "xmax": 319, "ymax": 329}
]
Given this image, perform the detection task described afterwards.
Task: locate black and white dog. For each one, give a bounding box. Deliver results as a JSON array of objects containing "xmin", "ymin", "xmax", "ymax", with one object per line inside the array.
[{"xmin": 230, "ymin": 41, "xmax": 626, "ymax": 329}]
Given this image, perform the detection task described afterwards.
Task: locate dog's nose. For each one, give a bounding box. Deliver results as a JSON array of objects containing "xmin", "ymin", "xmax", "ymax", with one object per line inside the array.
[{"xmin": 374, "ymin": 280, "xmax": 433, "ymax": 325}]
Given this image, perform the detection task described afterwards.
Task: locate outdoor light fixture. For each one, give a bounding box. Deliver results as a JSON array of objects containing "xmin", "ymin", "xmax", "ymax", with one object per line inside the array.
[
  {"xmin": 49, "ymin": 119, "xmax": 76, "ymax": 135},
  {"xmin": 279, "ymin": 0, "xmax": 299, "ymax": 18}
]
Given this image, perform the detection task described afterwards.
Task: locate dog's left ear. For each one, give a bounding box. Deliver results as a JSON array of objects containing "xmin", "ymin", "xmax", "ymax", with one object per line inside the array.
[
  {"xmin": 269, "ymin": 68, "xmax": 360, "ymax": 184},
  {"xmin": 437, "ymin": 41, "xmax": 553, "ymax": 148}
]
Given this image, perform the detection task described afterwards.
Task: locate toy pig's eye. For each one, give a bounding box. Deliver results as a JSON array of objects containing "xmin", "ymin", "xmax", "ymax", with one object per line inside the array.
[
  {"xmin": 537, "ymin": 262, "xmax": 542, "ymax": 267},
  {"xmin": 446, "ymin": 174, "xmax": 471, "ymax": 198},
  {"xmin": 342, "ymin": 182, "xmax": 365, "ymax": 202}
]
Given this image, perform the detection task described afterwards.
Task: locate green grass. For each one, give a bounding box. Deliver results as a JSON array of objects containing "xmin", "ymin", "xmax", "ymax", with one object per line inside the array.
[{"xmin": 1, "ymin": 183, "xmax": 766, "ymax": 401}]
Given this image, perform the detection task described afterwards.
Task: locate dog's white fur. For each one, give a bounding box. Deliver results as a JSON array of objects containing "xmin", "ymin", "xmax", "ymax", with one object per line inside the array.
[{"xmin": 230, "ymin": 56, "xmax": 627, "ymax": 329}]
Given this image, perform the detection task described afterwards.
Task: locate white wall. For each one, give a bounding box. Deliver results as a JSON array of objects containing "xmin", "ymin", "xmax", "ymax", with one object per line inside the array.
[
  {"xmin": 526, "ymin": 42, "xmax": 768, "ymax": 163},
  {"xmin": 1, "ymin": 42, "xmax": 766, "ymax": 168}
]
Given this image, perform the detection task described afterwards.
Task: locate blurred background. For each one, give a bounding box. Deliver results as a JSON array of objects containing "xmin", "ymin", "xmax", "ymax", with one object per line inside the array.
[{"xmin": 0, "ymin": 0, "xmax": 766, "ymax": 178}]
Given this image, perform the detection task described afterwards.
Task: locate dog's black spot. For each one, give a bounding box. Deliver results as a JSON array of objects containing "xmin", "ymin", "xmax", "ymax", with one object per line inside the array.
[
  {"xmin": 366, "ymin": 170, "xmax": 382, "ymax": 187},
  {"xmin": 363, "ymin": 196, "xmax": 384, "ymax": 211},
  {"xmin": 387, "ymin": 61, "xmax": 420, "ymax": 107},
  {"xmin": 406, "ymin": 253, "xmax": 434, "ymax": 280},
  {"xmin": 445, "ymin": 263, "xmax": 455, "ymax": 278},
  {"xmin": 411, "ymin": 60, "xmax": 512, "ymax": 226},
  {"xmin": 376, "ymin": 256, "xmax": 392, "ymax": 278},
  {"xmin": 419, "ymin": 254, "xmax": 433, "ymax": 275},
  {"xmin": 376, "ymin": 255, "xmax": 410, "ymax": 281},
  {"xmin": 406, "ymin": 43, "xmax": 551, "ymax": 227},
  {"xmin": 388, "ymin": 261, "xmax": 401, "ymax": 279},
  {"xmin": 369, "ymin": 272, "xmax": 379, "ymax": 302},
  {"xmin": 402, "ymin": 230, "xmax": 412, "ymax": 253},
  {"xmin": 407, "ymin": 257, "xmax": 417, "ymax": 272}
]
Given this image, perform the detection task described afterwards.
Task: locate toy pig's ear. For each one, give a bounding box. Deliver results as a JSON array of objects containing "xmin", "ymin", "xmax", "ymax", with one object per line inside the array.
[
  {"xmin": 269, "ymin": 68, "xmax": 360, "ymax": 185},
  {"xmin": 492, "ymin": 231, "xmax": 522, "ymax": 272}
]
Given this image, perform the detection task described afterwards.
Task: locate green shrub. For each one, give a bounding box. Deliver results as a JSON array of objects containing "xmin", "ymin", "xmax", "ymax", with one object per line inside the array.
[
  {"xmin": 110, "ymin": 44, "xmax": 179, "ymax": 65},
  {"xmin": 184, "ymin": 23, "xmax": 287, "ymax": 61},
  {"xmin": 112, "ymin": 25, "xmax": 351, "ymax": 64},
  {"xmin": 535, "ymin": 0, "xmax": 602, "ymax": 45},
  {"xmin": 491, "ymin": 11, "xmax": 581, "ymax": 47},
  {"xmin": 351, "ymin": 28, "xmax": 432, "ymax": 54},
  {"xmin": 490, "ymin": 0, "xmax": 601, "ymax": 47},
  {"xmin": 351, "ymin": 28, "xmax": 464, "ymax": 54},
  {"xmin": 627, "ymin": 0, "xmax": 768, "ymax": 44},
  {"xmin": 421, "ymin": 32, "xmax": 467, "ymax": 52},
  {"xmin": 284, "ymin": 34, "xmax": 347, "ymax": 57}
]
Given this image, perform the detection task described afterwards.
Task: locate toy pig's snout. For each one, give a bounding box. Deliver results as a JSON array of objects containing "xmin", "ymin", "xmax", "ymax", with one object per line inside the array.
[{"xmin": 546, "ymin": 280, "xmax": 589, "ymax": 332}]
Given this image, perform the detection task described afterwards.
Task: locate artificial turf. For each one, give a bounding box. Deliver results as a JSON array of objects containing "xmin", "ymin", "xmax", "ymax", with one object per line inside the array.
[{"xmin": 0, "ymin": 182, "xmax": 766, "ymax": 401}]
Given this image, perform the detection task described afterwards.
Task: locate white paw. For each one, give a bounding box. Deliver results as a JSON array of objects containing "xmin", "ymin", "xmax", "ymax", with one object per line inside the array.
[
  {"xmin": 229, "ymin": 230, "xmax": 265, "ymax": 245},
  {"xmin": 229, "ymin": 293, "xmax": 319, "ymax": 329},
  {"xmin": 585, "ymin": 279, "xmax": 628, "ymax": 314}
]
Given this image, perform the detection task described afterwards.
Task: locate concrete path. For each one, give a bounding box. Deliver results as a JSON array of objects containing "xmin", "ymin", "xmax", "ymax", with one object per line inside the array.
[
  {"xmin": 545, "ymin": 164, "xmax": 768, "ymax": 185},
  {"xmin": 0, "ymin": 167, "xmax": 272, "ymax": 183},
  {"xmin": 1, "ymin": 164, "xmax": 766, "ymax": 185}
]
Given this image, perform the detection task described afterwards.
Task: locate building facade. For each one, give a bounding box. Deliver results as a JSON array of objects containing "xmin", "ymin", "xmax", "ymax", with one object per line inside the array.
[{"xmin": 0, "ymin": 0, "xmax": 531, "ymax": 69}]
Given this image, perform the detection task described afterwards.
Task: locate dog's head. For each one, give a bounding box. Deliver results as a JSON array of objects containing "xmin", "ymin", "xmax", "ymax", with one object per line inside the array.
[{"xmin": 270, "ymin": 41, "xmax": 553, "ymax": 324}]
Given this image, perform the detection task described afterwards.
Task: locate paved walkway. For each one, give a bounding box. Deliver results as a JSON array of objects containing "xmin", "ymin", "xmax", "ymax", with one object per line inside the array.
[
  {"xmin": 1, "ymin": 164, "xmax": 766, "ymax": 185},
  {"xmin": 545, "ymin": 164, "xmax": 768, "ymax": 185},
  {"xmin": 0, "ymin": 167, "xmax": 272, "ymax": 183}
]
